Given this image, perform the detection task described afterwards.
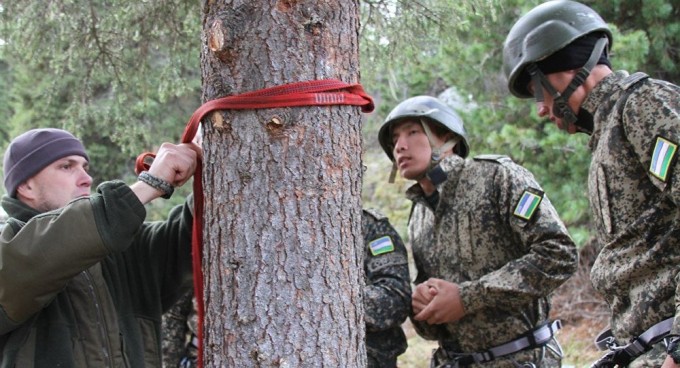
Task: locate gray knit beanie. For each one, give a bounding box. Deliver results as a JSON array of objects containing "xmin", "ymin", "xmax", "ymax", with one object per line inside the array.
[{"xmin": 3, "ymin": 128, "xmax": 89, "ymax": 197}]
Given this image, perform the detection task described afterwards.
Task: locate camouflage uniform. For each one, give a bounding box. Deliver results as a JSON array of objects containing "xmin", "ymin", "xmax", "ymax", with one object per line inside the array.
[
  {"xmin": 363, "ymin": 209, "xmax": 412, "ymax": 368},
  {"xmin": 407, "ymin": 154, "xmax": 577, "ymax": 367},
  {"xmin": 585, "ymin": 71, "xmax": 680, "ymax": 366},
  {"xmin": 161, "ymin": 290, "xmax": 198, "ymax": 368},
  {"xmin": 161, "ymin": 210, "xmax": 411, "ymax": 368}
]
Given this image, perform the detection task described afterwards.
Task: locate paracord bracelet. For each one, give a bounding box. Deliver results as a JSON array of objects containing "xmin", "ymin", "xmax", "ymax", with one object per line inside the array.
[{"xmin": 138, "ymin": 171, "xmax": 174, "ymax": 199}]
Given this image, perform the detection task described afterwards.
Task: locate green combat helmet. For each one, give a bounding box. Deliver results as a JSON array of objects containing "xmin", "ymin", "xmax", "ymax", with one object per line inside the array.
[
  {"xmin": 502, "ymin": 0, "xmax": 612, "ymax": 133},
  {"xmin": 378, "ymin": 95, "xmax": 469, "ymax": 181},
  {"xmin": 503, "ymin": 0, "xmax": 612, "ymax": 98}
]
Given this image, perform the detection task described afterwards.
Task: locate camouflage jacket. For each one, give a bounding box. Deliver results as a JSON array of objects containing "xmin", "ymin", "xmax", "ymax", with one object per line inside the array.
[
  {"xmin": 362, "ymin": 209, "xmax": 411, "ymax": 367},
  {"xmin": 161, "ymin": 291, "xmax": 197, "ymax": 368},
  {"xmin": 406, "ymin": 154, "xmax": 577, "ymax": 363},
  {"xmin": 585, "ymin": 71, "xmax": 680, "ymax": 361}
]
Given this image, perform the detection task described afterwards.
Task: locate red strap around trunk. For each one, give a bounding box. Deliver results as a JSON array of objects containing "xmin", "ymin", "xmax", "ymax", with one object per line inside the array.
[{"xmin": 135, "ymin": 79, "xmax": 374, "ymax": 367}]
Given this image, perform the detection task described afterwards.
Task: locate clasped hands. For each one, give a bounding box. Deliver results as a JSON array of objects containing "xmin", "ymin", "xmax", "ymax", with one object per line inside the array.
[{"xmin": 412, "ymin": 277, "xmax": 466, "ymax": 325}]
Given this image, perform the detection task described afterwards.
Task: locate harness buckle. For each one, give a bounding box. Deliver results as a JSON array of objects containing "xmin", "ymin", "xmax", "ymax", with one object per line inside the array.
[{"xmin": 471, "ymin": 350, "xmax": 494, "ymax": 363}]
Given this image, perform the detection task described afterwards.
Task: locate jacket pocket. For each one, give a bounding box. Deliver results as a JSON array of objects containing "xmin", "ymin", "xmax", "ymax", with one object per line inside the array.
[
  {"xmin": 595, "ymin": 165, "xmax": 614, "ymax": 234},
  {"xmin": 137, "ymin": 317, "xmax": 161, "ymax": 368},
  {"xmin": 455, "ymin": 211, "xmax": 476, "ymax": 280},
  {"xmin": 13, "ymin": 324, "xmax": 37, "ymax": 368},
  {"xmin": 120, "ymin": 333, "xmax": 131, "ymax": 368}
]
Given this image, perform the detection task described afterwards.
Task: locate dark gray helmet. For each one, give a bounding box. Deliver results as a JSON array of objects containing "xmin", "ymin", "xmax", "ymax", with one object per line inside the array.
[
  {"xmin": 378, "ymin": 95, "xmax": 469, "ymax": 162},
  {"xmin": 503, "ymin": 0, "xmax": 612, "ymax": 98}
]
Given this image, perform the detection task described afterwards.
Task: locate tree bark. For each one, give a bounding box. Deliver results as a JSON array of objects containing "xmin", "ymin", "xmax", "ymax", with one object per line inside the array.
[{"xmin": 199, "ymin": 1, "xmax": 365, "ymax": 367}]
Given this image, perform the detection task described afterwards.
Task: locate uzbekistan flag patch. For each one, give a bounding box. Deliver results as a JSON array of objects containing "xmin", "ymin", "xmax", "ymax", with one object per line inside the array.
[
  {"xmin": 649, "ymin": 136, "xmax": 677, "ymax": 182},
  {"xmin": 369, "ymin": 236, "xmax": 394, "ymax": 256},
  {"xmin": 513, "ymin": 189, "xmax": 544, "ymax": 221}
]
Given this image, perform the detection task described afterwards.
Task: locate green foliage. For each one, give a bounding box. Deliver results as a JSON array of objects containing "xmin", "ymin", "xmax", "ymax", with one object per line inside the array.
[
  {"xmin": 359, "ymin": 0, "xmax": 503, "ymax": 133},
  {"xmin": 585, "ymin": 0, "xmax": 679, "ymax": 82},
  {"xmin": 608, "ymin": 24, "xmax": 649, "ymax": 73},
  {"xmin": 1, "ymin": 0, "xmax": 202, "ymax": 187}
]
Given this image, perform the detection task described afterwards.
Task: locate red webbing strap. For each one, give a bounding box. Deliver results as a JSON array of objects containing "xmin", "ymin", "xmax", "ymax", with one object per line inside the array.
[{"xmin": 134, "ymin": 79, "xmax": 373, "ymax": 367}]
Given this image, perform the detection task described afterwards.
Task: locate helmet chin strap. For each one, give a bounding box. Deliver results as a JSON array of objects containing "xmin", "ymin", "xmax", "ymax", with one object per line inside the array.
[
  {"xmin": 419, "ymin": 119, "xmax": 460, "ymax": 181},
  {"xmin": 527, "ymin": 37, "xmax": 608, "ymax": 134},
  {"xmin": 420, "ymin": 119, "xmax": 459, "ymax": 161},
  {"xmin": 388, "ymin": 162, "xmax": 398, "ymax": 183}
]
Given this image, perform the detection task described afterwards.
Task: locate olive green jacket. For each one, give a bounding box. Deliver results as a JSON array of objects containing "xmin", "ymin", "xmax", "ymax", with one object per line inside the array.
[{"xmin": 0, "ymin": 181, "xmax": 193, "ymax": 367}]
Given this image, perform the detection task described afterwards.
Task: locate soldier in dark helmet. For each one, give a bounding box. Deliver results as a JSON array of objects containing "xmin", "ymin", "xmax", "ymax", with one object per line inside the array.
[
  {"xmin": 378, "ymin": 95, "xmax": 577, "ymax": 367},
  {"xmin": 503, "ymin": 1, "xmax": 680, "ymax": 366}
]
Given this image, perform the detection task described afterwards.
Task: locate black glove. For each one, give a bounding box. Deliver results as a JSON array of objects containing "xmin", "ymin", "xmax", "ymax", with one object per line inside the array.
[{"xmin": 590, "ymin": 350, "xmax": 631, "ymax": 368}]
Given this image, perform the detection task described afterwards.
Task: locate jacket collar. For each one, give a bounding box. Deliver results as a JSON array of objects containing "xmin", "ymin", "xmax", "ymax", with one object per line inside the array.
[
  {"xmin": 405, "ymin": 155, "xmax": 466, "ymax": 202},
  {"xmin": 1, "ymin": 195, "xmax": 41, "ymax": 223},
  {"xmin": 582, "ymin": 70, "xmax": 629, "ymax": 149}
]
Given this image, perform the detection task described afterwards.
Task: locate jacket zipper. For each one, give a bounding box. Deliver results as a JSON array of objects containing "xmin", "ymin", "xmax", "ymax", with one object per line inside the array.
[{"xmin": 82, "ymin": 269, "xmax": 115, "ymax": 367}]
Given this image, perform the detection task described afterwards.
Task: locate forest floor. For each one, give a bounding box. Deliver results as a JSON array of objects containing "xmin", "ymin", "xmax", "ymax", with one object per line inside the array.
[{"xmin": 397, "ymin": 243, "xmax": 610, "ymax": 368}]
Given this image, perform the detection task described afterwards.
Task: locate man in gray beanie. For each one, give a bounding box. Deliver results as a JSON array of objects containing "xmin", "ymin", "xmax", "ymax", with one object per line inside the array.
[
  {"xmin": 3, "ymin": 128, "xmax": 90, "ymax": 205},
  {"xmin": 0, "ymin": 127, "xmax": 201, "ymax": 367}
]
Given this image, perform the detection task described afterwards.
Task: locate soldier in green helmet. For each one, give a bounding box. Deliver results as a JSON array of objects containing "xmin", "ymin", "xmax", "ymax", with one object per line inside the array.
[
  {"xmin": 379, "ymin": 95, "xmax": 577, "ymax": 367},
  {"xmin": 503, "ymin": 1, "xmax": 680, "ymax": 366}
]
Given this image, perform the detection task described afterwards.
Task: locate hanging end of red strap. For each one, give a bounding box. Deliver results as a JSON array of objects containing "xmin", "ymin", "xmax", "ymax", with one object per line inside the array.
[{"xmin": 134, "ymin": 152, "xmax": 156, "ymax": 175}]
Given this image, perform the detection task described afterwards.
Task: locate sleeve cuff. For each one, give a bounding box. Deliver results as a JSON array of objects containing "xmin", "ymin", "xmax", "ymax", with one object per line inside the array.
[{"xmin": 458, "ymin": 280, "xmax": 485, "ymax": 315}]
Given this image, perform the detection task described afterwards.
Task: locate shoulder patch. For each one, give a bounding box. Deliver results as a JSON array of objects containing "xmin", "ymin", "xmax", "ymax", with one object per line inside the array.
[
  {"xmin": 649, "ymin": 136, "xmax": 678, "ymax": 182},
  {"xmin": 369, "ymin": 236, "xmax": 394, "ymax": 256},
  {"xmin": 513, "ymin": 188, "xmax": 544, "ymax": 221},
  {"xmin": 363, "ymin": 208, "xmax": 387, "ymax": 221},
  {"xmin": 473, "ymin": 154, "xmax": 512, "ymax": 164}
]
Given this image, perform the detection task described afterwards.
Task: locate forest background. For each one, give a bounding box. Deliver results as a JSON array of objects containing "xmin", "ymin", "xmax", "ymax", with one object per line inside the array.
[{"xmin": 0, "ymin": 0, "xmax": 678, "ymax": 366}]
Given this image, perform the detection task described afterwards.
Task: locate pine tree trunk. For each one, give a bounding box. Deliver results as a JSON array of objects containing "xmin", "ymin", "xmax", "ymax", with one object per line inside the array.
[{"xmin": 199, "ymin": 1, "xmax": 365, "ymax": 366}]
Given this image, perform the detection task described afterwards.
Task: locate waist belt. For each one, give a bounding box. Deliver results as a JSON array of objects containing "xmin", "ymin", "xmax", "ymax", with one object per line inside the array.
[
  {"xmin": 438, "ymin": 320, "xmax": 561, "ymax": 366},
  {"xmin": 594, "ymin": 317, "xmax": 674, "ymax": 357}
]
